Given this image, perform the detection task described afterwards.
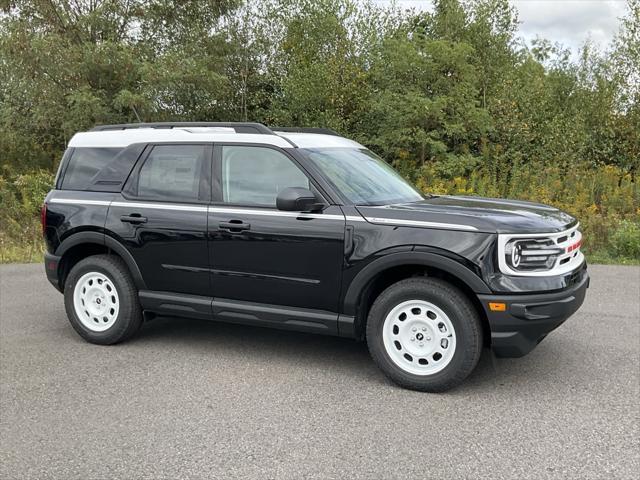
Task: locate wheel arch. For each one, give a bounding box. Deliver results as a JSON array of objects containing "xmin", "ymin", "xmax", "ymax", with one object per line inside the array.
[
  {"xmin": 343, "ymin": 251, "xmax": 491, "ymax": 343},
  {"xmin": 55, "ymin": 232, "xmax": 146, "ymax": 291}
]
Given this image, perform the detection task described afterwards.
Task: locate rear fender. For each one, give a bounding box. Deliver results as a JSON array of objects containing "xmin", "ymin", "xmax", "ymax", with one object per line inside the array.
[{"xmin": 54, "ymin": 231, "xmax": 146, "ymax": 290}]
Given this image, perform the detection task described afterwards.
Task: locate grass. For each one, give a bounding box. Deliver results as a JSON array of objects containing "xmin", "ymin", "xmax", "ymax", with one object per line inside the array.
[
  {"xmin": 0, "ymin": 240, "xmax": 46, "ymax": 264},
  {"xmin": 586, "ymin": 250, "xmax": 640, "ymax": 266}
]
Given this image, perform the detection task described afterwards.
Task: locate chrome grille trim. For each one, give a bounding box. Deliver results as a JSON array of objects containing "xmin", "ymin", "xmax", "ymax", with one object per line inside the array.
[{"xmin": 498, "ymin": 224, "xmax": 584, "ymax": 277}]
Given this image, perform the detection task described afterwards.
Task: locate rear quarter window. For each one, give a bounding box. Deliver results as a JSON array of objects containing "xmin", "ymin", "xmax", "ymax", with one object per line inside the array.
[{"xmin": 60, "ymin": 148, "xmax": 123, "ymax": 190}]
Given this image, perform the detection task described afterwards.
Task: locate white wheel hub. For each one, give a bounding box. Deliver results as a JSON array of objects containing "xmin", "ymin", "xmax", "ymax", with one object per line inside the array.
[
  {"xmin": 382, "ymin": 300, "xmax": 457, "ymax": 376},
  {"xmin": 73, "ymin": 272, "xmax": 119, "ymax": 332}
]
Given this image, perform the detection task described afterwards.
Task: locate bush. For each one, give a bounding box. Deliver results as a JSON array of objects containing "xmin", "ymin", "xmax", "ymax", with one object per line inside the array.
[
  {"xmin": 415, "ymin": 162, "xmax": 639, "ymax": 260},
  {"xmin": 0, "ymin": 170, "xmax": 54, "ymax": 263},
  {"xmin": 610, "ymin": 221, "xmax": 640, "ymax": 260}
]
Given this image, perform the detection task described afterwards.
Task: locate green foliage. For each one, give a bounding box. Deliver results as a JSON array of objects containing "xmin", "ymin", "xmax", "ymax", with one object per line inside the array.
[
  {"xmin": 415, "ymin": 161, "xmax": 638, "ymax": 258},
  {"xmin": 0, "ymin": 0, "xmax": 238, "ymax": 172},
  {"xmin": 363, "ymin": 35, "xmax": 491, "ymax": 168},
  {"xmin": 0, "ymin": 170, "xmax": 54, "ymax": 263},
  {"xmin": 0, "ymin": 0, "xmax": 638, "ymax": 263},
  {"xmin": 610, "ymin": 220, "xmax": 640, "ymax": 260}
]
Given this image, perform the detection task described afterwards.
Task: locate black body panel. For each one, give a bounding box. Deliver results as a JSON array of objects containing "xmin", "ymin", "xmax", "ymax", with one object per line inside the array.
[
  {"xmin": 338, "ymin": 204, "xmax": 495, "ymax": 315},
  {"xmin": 358, "ymin": 196, "xmax": 576, "ymax": 234},
  {"xmin": 44, "ymin": 190, "xmax": 115, "ymax": 254},
  {"xmin": 105, "ymin": 197, "xmax": 210, "ymax": 296},
  {"xmin": 207, "ymin": 205, "xmax": 345, "ymax": 312}
]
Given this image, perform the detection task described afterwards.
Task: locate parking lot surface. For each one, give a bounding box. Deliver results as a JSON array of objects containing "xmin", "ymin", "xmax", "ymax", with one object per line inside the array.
[{"xmin": 1, "ymin": 263, "xmax": 639, "ymax": 479}]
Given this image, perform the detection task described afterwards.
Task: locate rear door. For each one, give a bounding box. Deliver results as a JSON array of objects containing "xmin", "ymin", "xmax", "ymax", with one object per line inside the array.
[
  {"xmin": 207, "ymin": 144, "xmax": 345, "ymax": 325},
  {"xmin": 106, "ymin": 143, "xmax": 212, "ymax": 296}
]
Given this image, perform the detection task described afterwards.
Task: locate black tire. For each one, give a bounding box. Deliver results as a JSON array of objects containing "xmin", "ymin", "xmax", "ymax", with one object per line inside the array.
[
  {"xmin": 63, "ymin": 254, "xmax": 143, "ymax": 345},
  {"xmin": 366, "ymin": 277, "xmax": 483, "ymax": 392}
]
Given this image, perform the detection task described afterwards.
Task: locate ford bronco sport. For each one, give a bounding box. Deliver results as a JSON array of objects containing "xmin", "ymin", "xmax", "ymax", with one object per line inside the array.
[{"xmin": 43, "ymin": 122, "xmax": 589, "ymax": 392}]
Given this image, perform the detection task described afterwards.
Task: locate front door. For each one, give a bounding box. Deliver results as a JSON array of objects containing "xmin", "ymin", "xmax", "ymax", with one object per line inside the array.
[{"xmin": 207, "ymin": 144, "xmax": 345, "ymax": 328}]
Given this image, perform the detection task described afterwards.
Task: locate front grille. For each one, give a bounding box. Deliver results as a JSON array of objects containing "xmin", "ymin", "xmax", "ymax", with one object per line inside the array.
[{"xmin": 498, "ymin": 224, "xmax": 584, "ymax": 277}]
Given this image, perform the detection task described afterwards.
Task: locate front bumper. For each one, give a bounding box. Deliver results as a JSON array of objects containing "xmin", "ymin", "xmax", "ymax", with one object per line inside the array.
[{"xmin": 478, "ymin": 267, "xmax": 589, "ymax": 357}]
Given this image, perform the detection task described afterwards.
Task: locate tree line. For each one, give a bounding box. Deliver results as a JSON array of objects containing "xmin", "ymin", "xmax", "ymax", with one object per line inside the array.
[{"xmin": 0, "ymin": 0, "xmax": 638, "ymax": 262}]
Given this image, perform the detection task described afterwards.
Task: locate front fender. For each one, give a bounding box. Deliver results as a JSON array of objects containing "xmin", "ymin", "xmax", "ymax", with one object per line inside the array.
[{"xmin": 342, "ymin": 250, "xmax": 491, "ymax": 317}]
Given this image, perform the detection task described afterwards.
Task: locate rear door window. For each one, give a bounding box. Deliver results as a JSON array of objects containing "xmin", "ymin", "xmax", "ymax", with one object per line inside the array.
[
  {"xmin": 60, "ymin": 148, "xmax": 122, "ymax": 190},
  {"xmin": 135, "ymin": 145, "xmax": 210, "ymax": 202}
]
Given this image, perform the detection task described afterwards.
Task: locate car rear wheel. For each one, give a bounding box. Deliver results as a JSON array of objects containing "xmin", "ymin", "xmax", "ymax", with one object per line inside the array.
[
  {"xmin": 64, "ymin": 254, "xmax": 142, "ymax": 345},
  {"xmin": 366, "ymin": 277, "xmax": 483, "ymax": 392}
]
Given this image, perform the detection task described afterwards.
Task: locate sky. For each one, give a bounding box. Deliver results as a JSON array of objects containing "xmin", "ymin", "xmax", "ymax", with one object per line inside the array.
[{"xmin": 376, "ymin": 0, "xmax": 628, "ymax": 54}]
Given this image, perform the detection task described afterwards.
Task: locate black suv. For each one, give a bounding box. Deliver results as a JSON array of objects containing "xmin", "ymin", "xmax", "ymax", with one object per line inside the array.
[{"xmin": 43, "ymin": 122, "xmax": 589, "ymax": 392}]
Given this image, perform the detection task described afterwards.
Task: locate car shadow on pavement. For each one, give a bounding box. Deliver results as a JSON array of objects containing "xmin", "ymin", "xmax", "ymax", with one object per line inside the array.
[{"xmin": 134, "ymin": 315, "xmax": 561, "ymax": 393}]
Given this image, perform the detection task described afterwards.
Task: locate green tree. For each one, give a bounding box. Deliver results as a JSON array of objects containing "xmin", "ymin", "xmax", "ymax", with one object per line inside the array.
[{"xmin": 0, "ymin": 1, "xmax": 237, "ymax": 172}]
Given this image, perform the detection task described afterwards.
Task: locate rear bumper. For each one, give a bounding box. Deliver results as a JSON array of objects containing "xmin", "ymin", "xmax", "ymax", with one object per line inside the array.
[
  {"xmin": 44, "ymin": 252, "xmax": 63, "ymax": 292},
  {"xmin": 478, "ymin": 268, "xmax": 589, "ymax": 357}
]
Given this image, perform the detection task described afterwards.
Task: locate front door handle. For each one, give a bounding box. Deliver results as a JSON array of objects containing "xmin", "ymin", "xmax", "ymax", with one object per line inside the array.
[
  {"xmin": 121, "ymin": 214, "xmax": 148, "ymax": 224},
  {"xmin": 219, "ymin": 220, "xmax": 250, "ymax": 233}
]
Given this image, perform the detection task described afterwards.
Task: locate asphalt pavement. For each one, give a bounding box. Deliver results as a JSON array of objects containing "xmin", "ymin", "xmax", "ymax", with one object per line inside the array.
[{"xmin": 1, "ymin": 263, "xmax": 639, "ymax": 479}]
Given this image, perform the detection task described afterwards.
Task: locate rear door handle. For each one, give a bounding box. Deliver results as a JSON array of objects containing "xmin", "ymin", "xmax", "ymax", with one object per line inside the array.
[
  {"xmin": 219, "ymin": 220, "xmax": 250, "ymax": 233},
  {"xmin": 121, "ymin": 214, "xmax": 147, "ymax": 224}
]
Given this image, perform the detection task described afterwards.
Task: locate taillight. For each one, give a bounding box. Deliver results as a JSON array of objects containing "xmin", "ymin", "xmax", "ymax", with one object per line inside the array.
[{"xmin": 40, "ymin": 204, "xmax": 47, "ymax": 237}]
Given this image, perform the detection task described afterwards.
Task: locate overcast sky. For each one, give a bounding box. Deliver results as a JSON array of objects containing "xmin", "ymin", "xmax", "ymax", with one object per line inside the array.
[{"xmin": 376, "ymin": 0, "xmax": 628, "ymax": 54}]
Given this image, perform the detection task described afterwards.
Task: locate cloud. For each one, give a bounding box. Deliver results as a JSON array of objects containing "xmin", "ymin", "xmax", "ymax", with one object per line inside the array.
[
  {"xmin": 373, "ymin": 0, "xmax": 627, "ymax": 53},
  {"xmin": 513, "ymin": 0, "xmax": 627, "ymax": 51}
]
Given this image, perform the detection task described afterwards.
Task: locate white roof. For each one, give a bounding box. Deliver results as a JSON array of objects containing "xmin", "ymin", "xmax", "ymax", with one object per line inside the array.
[
  {"xmin": 272, "ymin": 131, "xmax": 363, "ymax": 149},
  {"xmin": 68, "ymin": 128, "xmax": 364, "ymax": 150}
]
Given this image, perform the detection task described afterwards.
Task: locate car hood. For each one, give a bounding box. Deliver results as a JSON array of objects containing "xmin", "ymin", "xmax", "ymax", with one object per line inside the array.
[{"xmin": 356, "ymin": 195, "xmax": 577, "ymax": 234}]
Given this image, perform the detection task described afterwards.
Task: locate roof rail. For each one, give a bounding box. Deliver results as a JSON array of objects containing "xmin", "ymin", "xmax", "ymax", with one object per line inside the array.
[
  {"xmin": 91, "ymin": 122, "xmax": 274, "ymax": 134},
  {"xmin": 271, "ymin": 127, "xmax": 341, "ymax": 136}
]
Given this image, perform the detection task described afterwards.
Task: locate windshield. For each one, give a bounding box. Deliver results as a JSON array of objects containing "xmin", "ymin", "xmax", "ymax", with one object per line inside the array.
[{"xmin": 302, "ymin": 148, "xmax": 423, "ymax": 206}]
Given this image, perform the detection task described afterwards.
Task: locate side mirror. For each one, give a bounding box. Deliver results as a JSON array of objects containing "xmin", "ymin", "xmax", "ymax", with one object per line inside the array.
[{"xmin": 276, "ymin": 187, "xmax": 323, "ymax": 212}]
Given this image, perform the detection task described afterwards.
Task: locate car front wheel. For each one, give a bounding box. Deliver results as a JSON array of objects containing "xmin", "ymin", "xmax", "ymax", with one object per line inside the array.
[{"xmin": 366, "ymin": 277, "xmax": 483, "ymax": 392}]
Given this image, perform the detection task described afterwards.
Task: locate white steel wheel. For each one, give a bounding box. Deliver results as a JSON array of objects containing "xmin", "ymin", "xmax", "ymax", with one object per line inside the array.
[
  {"xmin": 382, "ymin": 299, "xmax": 457, "ymax": 376},
  {"xmin": 73, "ymin": 271, "xmax": 120, "ymax": 332}
]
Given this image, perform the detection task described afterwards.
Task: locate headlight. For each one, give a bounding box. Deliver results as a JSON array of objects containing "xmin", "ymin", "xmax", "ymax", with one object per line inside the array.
[
  {"xmin": 498, "ymin": 225, "xmax": 583, "ymax": 276},
  {"xmin": 504, "ymin": 238, "xmax": 563, "ymax": 271}
]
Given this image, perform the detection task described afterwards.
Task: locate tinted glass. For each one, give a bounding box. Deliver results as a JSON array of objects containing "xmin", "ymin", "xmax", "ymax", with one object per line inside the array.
[
  {"xmin": 303, "ymin": 148, "xmax": 423, "ymax": 205},
  {"xmin": 137, "ymin": 145, "xmax": 208, "ymax": 201},
  {"xmin": 61, "ymin": 148, "xmax": 122, "ymax": 190},
  {"xmin": 221, "ymin": 146, "xmax": 309, "ymax": 206}
]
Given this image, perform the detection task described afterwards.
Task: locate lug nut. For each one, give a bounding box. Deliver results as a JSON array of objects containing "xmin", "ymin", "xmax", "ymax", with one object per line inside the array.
[
  {"xmin": 419, "ymin": 343, "xmax": 424, "ymax": 347},
  {"xmin": 412, "ymin": 327, "xmax": 417, "ymax": 332},
  {"xmin": 426, "ymin": 337, "xmax": 431, "ymax": 341},
  {"xmin": 410, "ymin": 337, "xmax": 415, "ymax": 341},
  {"xmin": 422, "ymin": 327, "xmax": 426, "ymax": 331}
]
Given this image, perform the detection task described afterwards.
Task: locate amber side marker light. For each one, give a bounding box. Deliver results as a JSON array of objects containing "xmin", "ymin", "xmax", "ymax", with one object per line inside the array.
[{"xmin": 489, "ymin": 302, "xmax": 507, "ymax": 312}]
